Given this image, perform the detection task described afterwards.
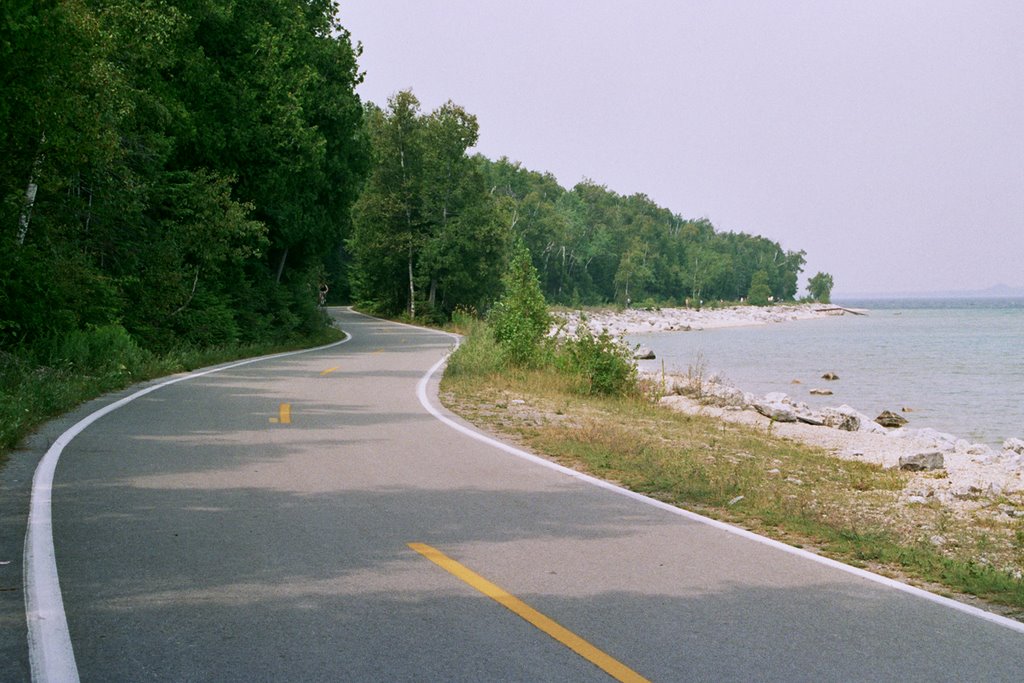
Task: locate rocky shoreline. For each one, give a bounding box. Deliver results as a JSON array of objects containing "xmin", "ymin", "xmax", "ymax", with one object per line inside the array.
[
  {"xmin": 650, "ymin": 372, "xmax": 1024, "ymax": 504},
  {"xmin": 556, "ymin": 302, "xmax": 848, "ymax": 336},
  {"xmin": 555, "ymin": 304, "xmax": 1024, "ymax": 509}
]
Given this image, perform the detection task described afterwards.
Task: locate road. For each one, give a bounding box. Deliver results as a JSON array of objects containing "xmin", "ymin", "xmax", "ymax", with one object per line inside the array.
[{"xmin": 6, "ymin": 307, "xmax": 1024, "ymax": 681}]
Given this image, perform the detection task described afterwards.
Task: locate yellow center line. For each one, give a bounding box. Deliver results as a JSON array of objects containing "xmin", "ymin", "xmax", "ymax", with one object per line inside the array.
[
  {"xmin": 408, "ymin": 543, "xmax": 649, "ymax": 683},
  {"xmin": 320, "ymin": 366, "xmax": 339, "ymax": 376},
  {"xmin": 278, "ymin": 403, "xmax": 291, "ymax": 424}
]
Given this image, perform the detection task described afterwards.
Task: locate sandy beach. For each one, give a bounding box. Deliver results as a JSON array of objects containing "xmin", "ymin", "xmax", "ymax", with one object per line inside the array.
[{"xmin": 555, "ymin": 304, "xmax": 1024, "ymax": 511}]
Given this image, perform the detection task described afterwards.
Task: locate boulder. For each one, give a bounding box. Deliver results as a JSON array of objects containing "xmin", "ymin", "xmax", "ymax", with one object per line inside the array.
[
  {"xmin": 634, "ymin": 346, "xmax": 656, "ymax": 360},
  {"xmin": 809, "ymin": 388, "xmax": 833, "ymax": 396},
  {"xmin": 899, "ymin": 451, "xmax": 945, "ymax": 471},
  {"xmin": 754, "ymin": 402, "xmax": 797, "ymax": 422},
  {"xmin": 1003, "ymin": 438, "xmax": 1024, "ymax": 455},
  {"xmin": 821, "ymin": 372, "xmax": 840, "ymax": 380},
  {"xmin": 875, "ymin": 410, "xmax": 908, "ymax": 428},
  {"xmin": 821, "ymin": 407, "xmax": 860, "ymax": 432}
]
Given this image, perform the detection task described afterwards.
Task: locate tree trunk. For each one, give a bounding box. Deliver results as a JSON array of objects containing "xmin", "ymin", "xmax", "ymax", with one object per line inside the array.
[
  {"xmin": 16, "ymin": 137, "xmax": 45, "ymax": 245},
  {"xmin": 275, "ymin": 247, "xmax": 289, "ymax": 283},
  {"xmin": 408, "ymin": 244, "xmax": 416, "ymax": 318}
]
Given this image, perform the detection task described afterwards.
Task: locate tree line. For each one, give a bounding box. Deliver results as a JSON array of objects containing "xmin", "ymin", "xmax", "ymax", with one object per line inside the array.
[
  {"xmin": 349, "ymin": 91, "xmax": 819, "ymax": 321},
  {"xmin": 2, "ymin": 0, "xmax": 367, "ymax": 355},
  {"xmin": 3, "ymin": 2, "xmax": 828, "ymax": 364}
]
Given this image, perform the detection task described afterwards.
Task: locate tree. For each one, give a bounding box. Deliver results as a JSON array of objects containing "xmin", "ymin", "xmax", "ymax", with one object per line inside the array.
[
  {"xmin": 351, "ymin": 93, "xmax": 509, "ymax": 319},
  {"xmin": 747, "ymin": 270, "xmax": 772, "ymax": 306},
  {"xmin": 613, "ymin": 239, "xmax": 653, "ymax": 303},
  {"xmin": 807, "ymin": 271, "xmax": 834, "ymax": 303},
  {"xmin": 2, "ymin": 0, "xmax": 369, "ymax": 352},
  {"xmin": 418, "ymin": 101, "xmax": 507, "ymax": 315},
  {"xmin": 349, "ymin": 93, "xmax": 427, "ymax": 316},
  {"xmin": 488, "ymin": 245, "xmax": 550, "ymax": 365}
]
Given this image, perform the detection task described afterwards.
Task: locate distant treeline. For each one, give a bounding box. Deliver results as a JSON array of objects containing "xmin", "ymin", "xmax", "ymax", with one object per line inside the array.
[
  {"xmin": 349, "ymin": 92, "xmax": 810, "ymax": 320},
  {"xmin": 3, "ymin": 2, "xmax": 818, "ymax": 362}
]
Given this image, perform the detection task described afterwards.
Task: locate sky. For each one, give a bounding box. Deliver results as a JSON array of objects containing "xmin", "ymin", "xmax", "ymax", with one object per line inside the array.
[{"xmin": 338, "ymin": 0, "xmax": 1023, "ymax": 297}]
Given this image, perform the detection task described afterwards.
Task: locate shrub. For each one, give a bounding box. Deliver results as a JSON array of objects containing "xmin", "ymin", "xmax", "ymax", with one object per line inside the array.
[
  {"xmin": 48, "ymin": 324, "xmax": 150, "ymax": 375},
  {"xmin": 488, "ymin": 245, "xmax": 550, "ymax": 366},
  {"xmin": 558, "ymin": 326, "xmax": 637, "ymax": 396}
]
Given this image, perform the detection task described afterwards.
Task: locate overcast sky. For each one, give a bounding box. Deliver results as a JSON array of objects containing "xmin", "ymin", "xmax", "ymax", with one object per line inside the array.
[{"xmin": 339, "ymin": 0, "xmax": 1023, "ymax": 296}]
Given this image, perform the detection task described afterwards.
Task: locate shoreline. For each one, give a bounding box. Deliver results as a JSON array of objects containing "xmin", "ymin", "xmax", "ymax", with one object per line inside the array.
[
  {"xmin": 555, "ymin": 302, "xmax": 847, "ymax": 336},
  {"xmin": 555, "ymin": 304, "xmax": 1024, "ymax": 508},
  {"xmin": 650, "ymin": 374, "xmax": 1024, "ymax": 502}
]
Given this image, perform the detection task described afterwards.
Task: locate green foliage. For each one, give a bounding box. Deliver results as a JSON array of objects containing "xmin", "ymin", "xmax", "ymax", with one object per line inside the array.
[
  {"xmin": 350, "ymin": 92, "xmax": 508, "ymax": 319},
  {"xmin": 746, "ymin": 270, "xmax": 772, "ymax": 306},
  {"xmin": 478, "ymin": 158, "xmax": 808, "ymax": 306},
  {"xmin": 47, "ymin": 325, "xmax": 150, "ymax": 374},
  {"xmin": 1, "ymin": 0, "xmax": 368, "ymax": 361},
  {"xmin": 557, "ymin": 327, "xmax": 637, "ymax": 396},
  {"xmin": 444, "ymin": 316, "xmax": 506, "ymax": 378},
  {"xmin": 349, "ymin": 94, "xmax": 815, "ymax": 321},
  {"xmin": 488, "ymin": 246, "xmax": 551, "ymax": 366},
  {"xmin": 808, "ymin": 271, "xmax": 835, "ymax": 303}
]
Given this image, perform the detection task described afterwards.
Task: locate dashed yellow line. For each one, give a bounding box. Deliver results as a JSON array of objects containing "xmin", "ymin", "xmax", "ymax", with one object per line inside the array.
[
  {"xmin": 320, "ymin": 366, "xmax": 339, "ymax": 376},
  {"xmin": 269, "ymin": 403, "xmax": 291, "ymax": 424},
  {"xmin": 408, "ymin": 543, "xmax": 649, "ymax": 683}
]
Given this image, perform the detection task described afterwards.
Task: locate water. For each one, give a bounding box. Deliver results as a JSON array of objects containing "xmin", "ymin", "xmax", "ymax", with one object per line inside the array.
[{"xmin": 627, "ymin": 298, "xmax": 1024, "ymax": 447}]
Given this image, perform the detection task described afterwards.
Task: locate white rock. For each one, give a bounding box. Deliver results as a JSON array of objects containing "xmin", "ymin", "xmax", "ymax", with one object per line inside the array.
[
  {"xmin": 1003, "ymin": 438, "xmax": 1024, "ymax": 455},
  {"xmin": 858, "ymin": 420, "xmax": 886, "ymax": 435},
  {"xmin": 952, "ymin": 478, "xmax": 1004, "ymax": 498}
]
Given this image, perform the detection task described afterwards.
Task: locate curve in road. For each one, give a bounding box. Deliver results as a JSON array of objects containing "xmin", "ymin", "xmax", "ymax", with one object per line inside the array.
[{"xmin": 18, "ymin": 308, "xmax": 1024, "ymax": 681}]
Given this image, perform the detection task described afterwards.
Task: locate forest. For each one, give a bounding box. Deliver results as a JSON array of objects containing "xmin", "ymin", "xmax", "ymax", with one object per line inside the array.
[
  {"xmin": 2, "ymin": 0, "xmax": 368, "ymax": 355},
  {"xmin": 3, "ymin": 1, "xmax": 819, "ymax": 357},
  {"xmin": 349, "ymin": 92, "xmax": 811, "ymax": 321}
]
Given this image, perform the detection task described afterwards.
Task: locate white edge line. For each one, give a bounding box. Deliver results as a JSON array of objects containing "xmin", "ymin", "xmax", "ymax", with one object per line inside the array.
[
  {"xmin": 412, "ymin": 335, "xmax": 1024, "ymax": 636},
  {"xmin": 23, "ymin": 331, "xmax": 352, "ymax": 682}
]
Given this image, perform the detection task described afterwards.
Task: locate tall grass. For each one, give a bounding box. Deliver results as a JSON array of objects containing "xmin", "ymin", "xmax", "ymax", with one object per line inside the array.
[{"xmin": 444, "ymin": 314, "xmax": 506, "ymax": 378}]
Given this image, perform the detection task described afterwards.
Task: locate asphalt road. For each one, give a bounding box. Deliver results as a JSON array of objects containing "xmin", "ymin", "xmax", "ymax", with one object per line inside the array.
[{"xmin": 5, "ymin": 307, "xmax": 1024, "ymax": 681}]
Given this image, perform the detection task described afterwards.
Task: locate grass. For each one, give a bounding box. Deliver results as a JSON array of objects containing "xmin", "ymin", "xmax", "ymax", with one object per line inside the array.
[
  {"xmin": 440, "ymin": 353, "xmax": 1024, "ymax": 616},
  {"xmin": 0, "ymin": 326, "xmax": 345, "ymax": 467}
]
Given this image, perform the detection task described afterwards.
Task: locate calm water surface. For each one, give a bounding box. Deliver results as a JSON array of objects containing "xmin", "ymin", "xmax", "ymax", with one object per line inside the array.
[{"xmin": 628, "ymin": 298, "xmax": 1024, "ymax": 447}]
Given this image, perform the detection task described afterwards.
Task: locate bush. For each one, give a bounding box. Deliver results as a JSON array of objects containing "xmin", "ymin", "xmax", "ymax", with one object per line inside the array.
[
  {"xmin": 488, "ymin": 246, "xmax": 550, "ymax": 366},
  {"xmin": 173, "ymin": 293, "xmax": 241, "ymax": 348},
  {"xmin": 558, "ymin": 326, "xmax": 637, "ymax": 396},
  {"xmin": 47, "ymin": 324, "xmax": 150, "ymax": 375}
]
